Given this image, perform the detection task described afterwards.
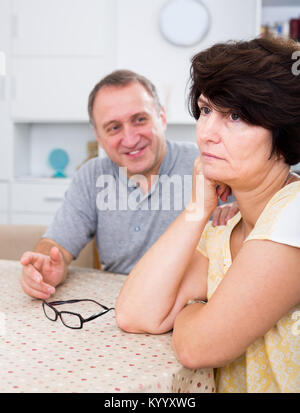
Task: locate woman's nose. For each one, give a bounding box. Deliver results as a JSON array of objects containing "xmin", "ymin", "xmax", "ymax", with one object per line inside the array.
[{"xmin": 196, "ymin": 113, "xmax": 222, "ymax": 144}]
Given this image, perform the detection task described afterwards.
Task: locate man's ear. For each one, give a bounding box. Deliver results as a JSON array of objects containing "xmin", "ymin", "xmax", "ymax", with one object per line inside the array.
[
  {"xmin": 92, "ymin": 126, "xmax": 104, "ymax": 149},
  {"xmin": 159, "ymin": 106, "xmax": 167, "ymax": 130}
]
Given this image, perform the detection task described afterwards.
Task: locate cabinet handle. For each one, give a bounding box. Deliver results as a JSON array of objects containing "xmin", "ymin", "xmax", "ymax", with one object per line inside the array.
[{"xmin": 43, "ymin": 197, "xmax": 64, "ymax": 202}]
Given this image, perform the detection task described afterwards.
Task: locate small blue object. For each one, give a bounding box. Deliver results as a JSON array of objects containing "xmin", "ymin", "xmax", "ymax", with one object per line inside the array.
[{"xmin": 48, "ymin": 148, "xmax": 69, "ymax": 178}]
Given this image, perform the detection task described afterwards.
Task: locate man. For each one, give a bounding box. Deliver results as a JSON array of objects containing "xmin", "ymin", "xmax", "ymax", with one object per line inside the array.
[{"xmin": 20, "ymin": 70, "xmax": 237, "ymax": 300}]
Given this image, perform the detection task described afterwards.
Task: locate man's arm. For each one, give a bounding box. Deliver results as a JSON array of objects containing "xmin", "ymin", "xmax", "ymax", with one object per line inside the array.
[{"xmin": 20, "ymin": 238, "xmax": 74, "ymax": 300}]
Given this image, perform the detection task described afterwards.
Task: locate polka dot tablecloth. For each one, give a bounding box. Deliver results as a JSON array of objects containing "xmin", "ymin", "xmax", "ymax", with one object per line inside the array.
[{"xmin": 0, "ymin": 260, "xmax": 215, "ymax": 393}]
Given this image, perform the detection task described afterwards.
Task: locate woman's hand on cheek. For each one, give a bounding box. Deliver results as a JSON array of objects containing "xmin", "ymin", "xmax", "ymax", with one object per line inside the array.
[{"xmin": 191, "ymin": 157, "xmax": 219, "ymax": 217}]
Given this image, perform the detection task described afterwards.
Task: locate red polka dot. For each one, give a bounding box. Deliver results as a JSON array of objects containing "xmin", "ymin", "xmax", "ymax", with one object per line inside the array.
[
  {"xmin": 115, "ymin": 388, "xmax": 120, "ymax": 391},
  {"xmin": 197, "ymin": 382, "xmax": 202, "ymax": 387}
]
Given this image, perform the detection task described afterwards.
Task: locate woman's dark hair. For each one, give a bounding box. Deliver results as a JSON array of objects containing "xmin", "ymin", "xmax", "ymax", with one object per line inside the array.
[{"xmin": 189, "ymin": 37, "xmax": 300, "ymax": 165}]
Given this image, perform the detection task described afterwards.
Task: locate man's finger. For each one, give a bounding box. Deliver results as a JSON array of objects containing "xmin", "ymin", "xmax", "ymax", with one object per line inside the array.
[
  {"xmin": 49, "ymin": 247, "xmax": 63, "ymax": 264},
  {"xmin": 212, "ymin": 208, "xmax": 221, "ymax": 227},
  {"xmin": 24, "ymin": 264, "xmax": 43, "ymax": 283},
  {"xmin": 21, "ymin": 251, "xmax": 43, "ymax": 267},
  {"xmin": 23, "ymin": 270, "xmax": 55, "ymax": 295},
  {"xmin": 20, "ymin": 251, "xmax": 34, "ymax": 266},
  {"xmin": 20, "ymin": 277, "xmax": 52, "ymax": 300}
]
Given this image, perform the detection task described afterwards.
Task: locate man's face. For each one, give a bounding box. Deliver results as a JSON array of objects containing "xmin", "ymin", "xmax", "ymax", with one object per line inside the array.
[{"xmin": 92, "ymin": 83, "xmax": 167, "ymax": 179}]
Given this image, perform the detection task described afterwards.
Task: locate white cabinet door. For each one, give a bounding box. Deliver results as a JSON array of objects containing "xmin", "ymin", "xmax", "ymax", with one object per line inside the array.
[
  {"xmin": 0, "ymin": 182, "xmax": 9, "ymax": 212},
  {"xmin": 0, "ymin": 0, "xmax": 13, "ymax": 180},
  {"xmin": 116, "ymin": 0, "xmax": 259, "ymax": 124},
  {"xmin": 11, "ymin": 0, "xmax": 116, "ymax": 57},
  {"xmin": 11, "ymin": 181, "xmax": 69, "ymax": 213},
  {"xmin": 11, "ymin": 56, "xmax": 113, "ymax": 121}
]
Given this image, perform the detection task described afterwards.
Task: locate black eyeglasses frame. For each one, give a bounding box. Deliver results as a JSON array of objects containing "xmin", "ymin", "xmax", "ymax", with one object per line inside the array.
[{"xmin": 42, "ymin": 298, "xmax": 114, "ymax": 330}]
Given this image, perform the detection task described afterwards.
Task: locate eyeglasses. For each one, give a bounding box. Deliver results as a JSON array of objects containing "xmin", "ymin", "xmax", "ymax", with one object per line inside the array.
[{"xmin": 42, "ymin": 299, "xmax": 114, "ymax": 330}]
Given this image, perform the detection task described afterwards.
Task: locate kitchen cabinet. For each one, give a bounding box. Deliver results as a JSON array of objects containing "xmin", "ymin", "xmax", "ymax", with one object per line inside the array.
[
  {"xmin": 11, "ymin": 180, "xmax": 70, "ymax": 225},
  {"xmin": 10, "ymin": 0, "xmax": 116, "ymax": 121},
  {"xmin": 116, "ymin": 0, "xmax": 260, "ymax": 124},
  {"xmin": 0, "ymin": 0, "xmax": 13, "ymax": 180},
  {"xmin": 11, "ymin": 57, "xmax": 113, "ymax": 121},
  {"xmin": 11, "ymin": 0, "xmax": 115, "ymax": 57}
]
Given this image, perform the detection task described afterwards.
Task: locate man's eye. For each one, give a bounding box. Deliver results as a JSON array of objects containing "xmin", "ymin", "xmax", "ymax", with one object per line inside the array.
[
  {"xmin": 107, "ymin": 125, "xmax": 119, "ymax": 133},
  {"xmin": 199, "ymin": 106, "xmax": 211, "ymax": 116},
  {"xmin": 137, "ymin": 117, "xmax": 146, "ymax": 123},
  {"xmin": 230, "ymin": 113, "xmax": 240, "ymax": 121}
]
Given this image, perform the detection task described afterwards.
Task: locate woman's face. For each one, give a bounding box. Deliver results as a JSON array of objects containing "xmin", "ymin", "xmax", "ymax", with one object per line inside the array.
[{"xmin": 196, "ymin": 95, "xmax": 276, "ymax": 188}]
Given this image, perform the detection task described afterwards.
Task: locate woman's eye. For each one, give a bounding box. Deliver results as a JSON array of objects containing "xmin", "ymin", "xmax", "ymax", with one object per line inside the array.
[
  {"xmin": 230, "ymin": 113, "xmax": 240, "ymax": 121},
  {"xmin": 137, "ymin": 117, "xmax": 146, "ymax": 123},
  {"xmin": 199, "ymin": 106, "xmax": 211, "ymax": 116}
]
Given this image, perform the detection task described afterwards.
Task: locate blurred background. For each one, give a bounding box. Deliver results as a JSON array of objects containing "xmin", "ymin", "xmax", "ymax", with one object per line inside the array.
[{"xmin": 0, "ymin": 0, "xmax": 300, "ymax": 226}]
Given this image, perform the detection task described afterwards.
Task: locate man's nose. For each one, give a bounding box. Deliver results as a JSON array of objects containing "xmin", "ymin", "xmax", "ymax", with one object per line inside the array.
[
  {"xmin": 197, "ymin": 113, "xmax": 222, "ymax": 144},
  {"xmin": 121, "ymin": 124, "xmax": 140, "ymax": 148}
]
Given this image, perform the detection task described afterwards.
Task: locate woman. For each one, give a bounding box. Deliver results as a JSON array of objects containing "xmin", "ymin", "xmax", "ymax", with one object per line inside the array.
[{"xmin": 115, "ymin": 37, "xmax": 300, "ymax": 393}]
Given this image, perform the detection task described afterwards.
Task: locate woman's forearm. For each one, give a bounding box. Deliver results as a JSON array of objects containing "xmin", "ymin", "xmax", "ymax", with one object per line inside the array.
[{"xmin": 115, "ymin": 207, "xmax": 210, "ymax": 333}]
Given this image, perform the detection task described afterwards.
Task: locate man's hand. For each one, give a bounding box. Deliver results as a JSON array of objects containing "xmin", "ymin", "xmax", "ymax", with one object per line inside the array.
[
  {"xmin": 20, "ymin": 247, "xmax": 66, "ymax": 300},
  {"xmin": 212, "ymin": 202, "xmax": 239, "ymax": 227}
]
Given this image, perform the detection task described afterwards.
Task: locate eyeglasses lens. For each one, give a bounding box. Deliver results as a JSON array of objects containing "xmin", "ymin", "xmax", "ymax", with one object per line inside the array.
[
  {"xmin": 43, "ymin": 303, "xmax": 57, "ymax": 321},
  {"xmin": 60, "ymin": 312, "xmax": 81, "ymax": 329}
]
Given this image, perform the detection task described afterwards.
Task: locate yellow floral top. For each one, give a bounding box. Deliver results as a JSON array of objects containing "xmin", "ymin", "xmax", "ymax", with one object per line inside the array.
[{"xmin": 197, "ymin": 181, "xmax": 300, "ymax": 393}]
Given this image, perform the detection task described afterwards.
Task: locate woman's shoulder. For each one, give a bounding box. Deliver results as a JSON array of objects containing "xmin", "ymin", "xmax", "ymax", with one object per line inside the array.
[{"xmin": 245, "ymin": 181, "xmax": 300, "ymax": 247}]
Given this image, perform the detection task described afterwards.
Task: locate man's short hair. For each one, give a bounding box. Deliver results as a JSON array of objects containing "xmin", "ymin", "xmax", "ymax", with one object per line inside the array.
[{"xmin": 88, "ymin": 70, "xmax": 162, "ymax": 127}]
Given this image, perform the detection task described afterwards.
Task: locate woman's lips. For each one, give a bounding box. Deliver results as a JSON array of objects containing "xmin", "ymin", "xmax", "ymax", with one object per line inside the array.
[{"xmin": 202, "ymin": 152, "xmax": 224, "ymax": 160}]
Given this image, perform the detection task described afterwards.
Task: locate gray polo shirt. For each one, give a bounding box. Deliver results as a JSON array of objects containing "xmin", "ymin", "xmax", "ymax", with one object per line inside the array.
[{"xmin": 43, "ymin": 140, "xmax": 199, "ymax": 274}]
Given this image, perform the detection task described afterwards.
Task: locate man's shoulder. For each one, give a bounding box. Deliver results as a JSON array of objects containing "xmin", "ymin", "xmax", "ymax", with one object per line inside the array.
[
  {"xmin": 167, "ymin": 139, "xmax": 198, "ymax": 151},
  {"xmin": 165, "ymin": 140, "xmax": 198, "ymax": 175},
  {"xmin": 77, "ymin": 156, "xmax": 115, "ymax": 176}
]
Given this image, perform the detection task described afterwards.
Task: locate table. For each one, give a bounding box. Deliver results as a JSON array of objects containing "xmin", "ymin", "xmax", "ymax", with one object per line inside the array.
[{"xmin": 0, "ymin": 260, "xmax": 215, "ymax": 393}]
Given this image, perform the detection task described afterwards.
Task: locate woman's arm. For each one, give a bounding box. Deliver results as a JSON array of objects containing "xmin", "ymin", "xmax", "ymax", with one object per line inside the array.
[
  {"xmin": 115, "ymin": 208, "xmax": 210, "ymax": 334},
  {"xmin": 172, "ymin": 239, "xmax": 300, "ymax": 369},
  {"xmin": 115, "ymin": 157, "xmax": 230, "ymax": 335}
]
